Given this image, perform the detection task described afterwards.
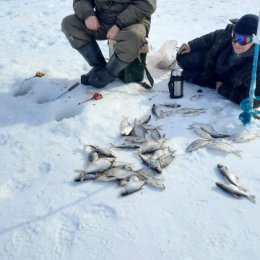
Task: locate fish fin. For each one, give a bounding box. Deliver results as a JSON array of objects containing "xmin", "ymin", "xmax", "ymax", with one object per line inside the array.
[
  {"xmin": 235, "ymin": 150, "xmax": 242, "ymax": 158},
  {"xmin": 248, "ymin": 195, "xmax": 256, "ymax": 204}
]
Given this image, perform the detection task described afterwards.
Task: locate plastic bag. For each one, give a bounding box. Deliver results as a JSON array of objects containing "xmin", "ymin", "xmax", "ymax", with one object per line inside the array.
[{"xmin": 148, "ymin": 40, "xmax": 177, "ymax": 70}]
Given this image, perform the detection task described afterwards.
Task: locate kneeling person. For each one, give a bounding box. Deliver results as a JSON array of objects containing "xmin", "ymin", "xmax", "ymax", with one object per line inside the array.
[{"xmin": 177, "ymin": 14, "xmax": 260, "ymax": 107}]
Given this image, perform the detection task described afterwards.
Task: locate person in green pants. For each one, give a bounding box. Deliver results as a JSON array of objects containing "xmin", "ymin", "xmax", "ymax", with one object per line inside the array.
[{"xmin": 62, "ymin": 0, "xmax": 156, "ymax": 88}]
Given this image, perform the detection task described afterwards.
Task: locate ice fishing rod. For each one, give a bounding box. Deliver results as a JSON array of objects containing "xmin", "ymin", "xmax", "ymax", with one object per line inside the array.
[
  {"xmin": 77, "ymin": 92, "xmax": 103, "ymax": 106},
  {"xmin": 55, "ymin": 82, "xmax": 80, "ymax": 100},
  {"xmin": 239, "ymin": 12, "xmax": 260, "ymax": 124}
]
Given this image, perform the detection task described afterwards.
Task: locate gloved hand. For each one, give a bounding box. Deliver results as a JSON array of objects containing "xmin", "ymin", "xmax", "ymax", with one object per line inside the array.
[{"xmin": 178, "ymin": 43, "xmax": 191, "ymax": 54}]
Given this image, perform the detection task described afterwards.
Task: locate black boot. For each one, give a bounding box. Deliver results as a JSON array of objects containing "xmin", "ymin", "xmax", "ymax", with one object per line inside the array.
[
  {"xmin": 78, "ymin": 40, "xmax": 107, "ymax": 85},
  {"xmin": 88, "ymin": 54, "xmax": 130, "ymax": 88}
]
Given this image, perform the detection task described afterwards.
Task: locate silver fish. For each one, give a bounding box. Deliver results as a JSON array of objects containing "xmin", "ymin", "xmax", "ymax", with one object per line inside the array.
[
  {"xmin": 74, "ymin": 170, "xmax": 100, "ymax": 182},
  {"xmin": 159, "ymin": 153, "xmax": 176, "ymax": 169},
  {"xmin": 139, "ymin": 138, "xmax": 167, "ymax": 154},
  {"xmin": 189, "ymin": 123, "xmax": 230, "ymax": 138},
  {"xmin": 142, "ymin": 124, "xmax": 163, "ymax": 131},
  {"xmin": 123, "ymin": 136, "xmax": 147, "ymax": 144},
  {"xmin": 147, "ymin": 128, "xmax": 163, "ymax": 141},
  {"xmin": 112, "ymin": 161, "xmax": 134, "ymax": 170},
  {"xmin": 201, "ymin": 127, "xmax": 231, "ymax": 139},
  {"xmin": 118, "ymin": 175, "xmax": 141, "ymax": 187},
  {"xmin": 176, "ymin": 107, "xmax": 207, "ymax": 116},
  {"xmin": 96, "ymin": 168, "xmax": 136, "ymax": 182},
  {"xmin": 88, "ymin": 145, "xmax": 116, "ymax": 158},
  {"xmin": 152, "ymin": 104, "xmax": 175, "ymax": 118},
  {"xmin": 186, "ymin": 139, "xmax": 212, "ymax": 152},
  {"xmin": 137, "ymin": 168, "xmax": 165, "ymax": 190},
  {"xmin": 159, "ymin": 102, "xmax": 181, "ymax": 108},
  {"xmin": 207, "ymin": 141, "xmax": 241, "ymax": 157},
  {"xmin": 139, "ymin": 154, "xmax": 162, "ymax": 173},
  {"xmin": 189, "ymin": 123, "xmax": 216, "ymax": 133},
  {"xmin": 88, "ymin": 151, "xmax": 99, "ymax": 162},
  {"xmin": 217, "ymin": 164, "xmax": 247, "ymax": 191},
  {"xmin": 121, "ymin": 116, "xmax": 134, "ymax": 136},
  {"xmin": 159, "ymin": 109, "xmax": 175, "ymax": 117},
  {"xmin": 87, "ymin": 157, "xmax": 115, "ymax": 173},
  {"xmin": 216, "ymin": 182, "xmax": 256, "ymax": 204},
  {"xmin": 229, "ymin": 131, "xmax": 260, "ymax": 143},
  {"xmin": 152, "ymin": 104, "xmax": 162, "ymax": 119},
  {"xmin": 95, "ymin": 175, "xmax": 118, "ymax": 182},
  {"xmin": 110, "ymin": 143, "xmax": 140, "ymax": 149},
  {"xmin": 135, "ymin": 114, "xmax": 151, "ymax": 126},
  {"xmin": 151, "ymin": 147, "xmax": 171, "ymax": 160},
  {"xmin": 192, "ymin": 127, "xmax": 212, "ymax": 139},
  {"xmin": 120, "ymin": 180, "xmax": 145, "ymax": 196},
  {"xmin": 143, "ymin": 124, "xmax": 163, "ymax": 141},
  {"xmin": 131, "ymin": 125, "xmax": 146, "ymax": 138},
  {"xmin": 103, "ymin": 168, "xmax": 137, "ymax": 179}
]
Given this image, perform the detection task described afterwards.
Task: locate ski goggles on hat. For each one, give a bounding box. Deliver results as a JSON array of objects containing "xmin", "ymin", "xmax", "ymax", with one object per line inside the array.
[{"xmin": 232, "ymin": 32, "xmax": 253, "ymax": 46}]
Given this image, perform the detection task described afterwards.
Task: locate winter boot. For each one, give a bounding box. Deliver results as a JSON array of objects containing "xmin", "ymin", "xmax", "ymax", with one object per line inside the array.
[
  {"xmin": 78, "ymin": 40, "xmax": 107, "ymax": 85},
  {"xmin": 88, "ymin": 54, "xmax": 130, "ymax": 88}
]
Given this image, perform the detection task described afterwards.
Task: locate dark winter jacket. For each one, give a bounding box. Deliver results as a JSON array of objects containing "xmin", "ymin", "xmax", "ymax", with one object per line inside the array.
[
  {"xmin": 72, "ymin": 0, "xmax": 157, "ymax": 35},
  {"xmin": 188, "ymin": 24, "xmax": 260, "ymax": 107}
]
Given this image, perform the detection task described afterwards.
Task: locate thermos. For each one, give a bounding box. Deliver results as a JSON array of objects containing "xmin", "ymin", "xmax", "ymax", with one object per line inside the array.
[{"xmin": 168, "ymin": 68, "xmax": 184, "ymax": 99}]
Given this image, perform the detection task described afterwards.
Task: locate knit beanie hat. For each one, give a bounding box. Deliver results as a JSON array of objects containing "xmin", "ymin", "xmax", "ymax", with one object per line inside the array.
[{"xmin": 234, "ymin": 14, "xmax": 258, "ymax": 35}]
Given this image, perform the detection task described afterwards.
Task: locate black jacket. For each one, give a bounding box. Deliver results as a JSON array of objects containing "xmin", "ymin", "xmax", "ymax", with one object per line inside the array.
[{"xmin": 188, "ymin": 24, "xmax": 260, "ymax": 107}]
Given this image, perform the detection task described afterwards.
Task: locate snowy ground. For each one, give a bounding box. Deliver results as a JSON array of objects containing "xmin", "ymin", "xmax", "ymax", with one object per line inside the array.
[{"xmin": 1, "ymin": 1, "xmax": 260, "ymax": 260}]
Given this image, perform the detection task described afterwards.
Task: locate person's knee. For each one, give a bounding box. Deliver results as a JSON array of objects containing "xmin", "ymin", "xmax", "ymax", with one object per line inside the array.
[
  {"xmin": 61, "ymin": 15, "xmax": 74, "ymax": 35},
  {"xmin": 115, "ymin": 26, "xmax": 146, "ymax": 62}
]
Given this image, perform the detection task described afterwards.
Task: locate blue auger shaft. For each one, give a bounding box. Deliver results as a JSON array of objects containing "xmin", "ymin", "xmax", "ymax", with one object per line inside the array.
[{"xmin": 248, "ymin": 13, "xmax": 260, "ymax": 110}]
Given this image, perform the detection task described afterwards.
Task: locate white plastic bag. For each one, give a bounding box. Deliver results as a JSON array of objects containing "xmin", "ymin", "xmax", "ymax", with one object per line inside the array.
[{"xmin": 148, "ymin": 40, "xmax": 177, "ymax": 70}]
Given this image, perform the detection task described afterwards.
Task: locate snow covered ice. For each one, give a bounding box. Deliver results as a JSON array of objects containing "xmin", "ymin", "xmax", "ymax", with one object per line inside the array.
[{"xmin": 1, "ymin": 0, "xmax": 260, "ymax": 259}]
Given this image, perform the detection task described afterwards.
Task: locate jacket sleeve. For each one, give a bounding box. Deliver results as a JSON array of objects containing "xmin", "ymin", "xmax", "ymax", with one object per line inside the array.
[
  {"xmin": 188, "ymin": 29, "xmax": 223, "ymax": 52},
  {"xmin": 115, "ymin": 0, "xmax": 157, "ymax": 29},
  {"xmin": 73, "ymin": 0, "xmax": 95, "ymax": 21}
]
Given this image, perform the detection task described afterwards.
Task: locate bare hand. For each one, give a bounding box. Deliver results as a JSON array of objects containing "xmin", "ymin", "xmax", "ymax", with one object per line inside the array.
[
  {"xmin": 178, "ymin": 43, "xmax": 191, "ymax": 54},
  {"xmin": 85, "ymin": 16, "xmax": 100, "ymax": 31},
  {"xmin": 107, "ymin": 25, "xmax": 120, "ymax": 40},
  {"xmin": 216, "ymin": 81, "xmax": 223, "ymax": 90}
]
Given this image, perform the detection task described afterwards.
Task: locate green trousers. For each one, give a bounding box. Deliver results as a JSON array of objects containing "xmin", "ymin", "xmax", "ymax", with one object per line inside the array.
[{"xmin": 61, "ymin": 14, "xmax": 147, "ymax": 63}]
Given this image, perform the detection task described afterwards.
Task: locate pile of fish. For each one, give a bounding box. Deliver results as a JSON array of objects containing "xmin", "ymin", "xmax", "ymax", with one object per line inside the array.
[
  {"xmin": 186, "ymin": 122, "xmax": 260, "ymax": 157},
  {"xmin": 215, "ymin": 164, "xmax": 256, "ymax": 204},
  {"xmin": 74, "ymin": 144, "xmax": 166, "ymax": 196},
  {"xmin": 73, "ymin": 114, "xmax": 177, "ymax": 196},
  {"xmin": 115, "ymin": 114, "xmax": 176, "ymax": 173},
  {"xmin": 152, "ymin": 103, "xmax": 207, "ymax": 119}
]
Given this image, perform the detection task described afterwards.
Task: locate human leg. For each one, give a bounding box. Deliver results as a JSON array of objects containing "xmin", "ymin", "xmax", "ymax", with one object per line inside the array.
[
  {"xmin": 88, "ymin": 24, "xmax": 147, "ymax": 88},
  {"xmin": 61, "ymin": 14, "xmax": 108, "ymax": 84},
  {"xmin": 176, "ymin": 50, "xmax": 208, "ymax": 82}
]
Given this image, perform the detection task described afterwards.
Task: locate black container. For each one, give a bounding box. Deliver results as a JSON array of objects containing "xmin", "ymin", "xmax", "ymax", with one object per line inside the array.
[
  {"xmin": 168, "ymin": 68, "xmax": 184, "ymax": 99},
  {"xmin": 108, "ymin": 39, "xmax": 147, "ymax": 83}
]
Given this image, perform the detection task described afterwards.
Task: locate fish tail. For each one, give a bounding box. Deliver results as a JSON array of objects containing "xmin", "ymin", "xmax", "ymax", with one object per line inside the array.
[
  {"xmin": 235, "ymin": 150, "xmax": 242, "ymax": 158},
  {"xmin": 248, "ymin": 195, "xmax": 256, "ymax": 204}
]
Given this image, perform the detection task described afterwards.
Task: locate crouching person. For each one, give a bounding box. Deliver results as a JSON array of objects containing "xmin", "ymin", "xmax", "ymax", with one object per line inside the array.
[
  {"xmin": 61, "ymin": 0, "xmax": 156, "ymax": 88},
  {"xmin": 177, "ymin": 14, "xmax": 260, "ymax": 107}
]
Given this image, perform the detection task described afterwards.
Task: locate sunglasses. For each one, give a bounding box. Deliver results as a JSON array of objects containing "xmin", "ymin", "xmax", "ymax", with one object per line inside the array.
[{"xmin": 232, "ymin": 32, "xmax": 253, "ymax": 46}]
